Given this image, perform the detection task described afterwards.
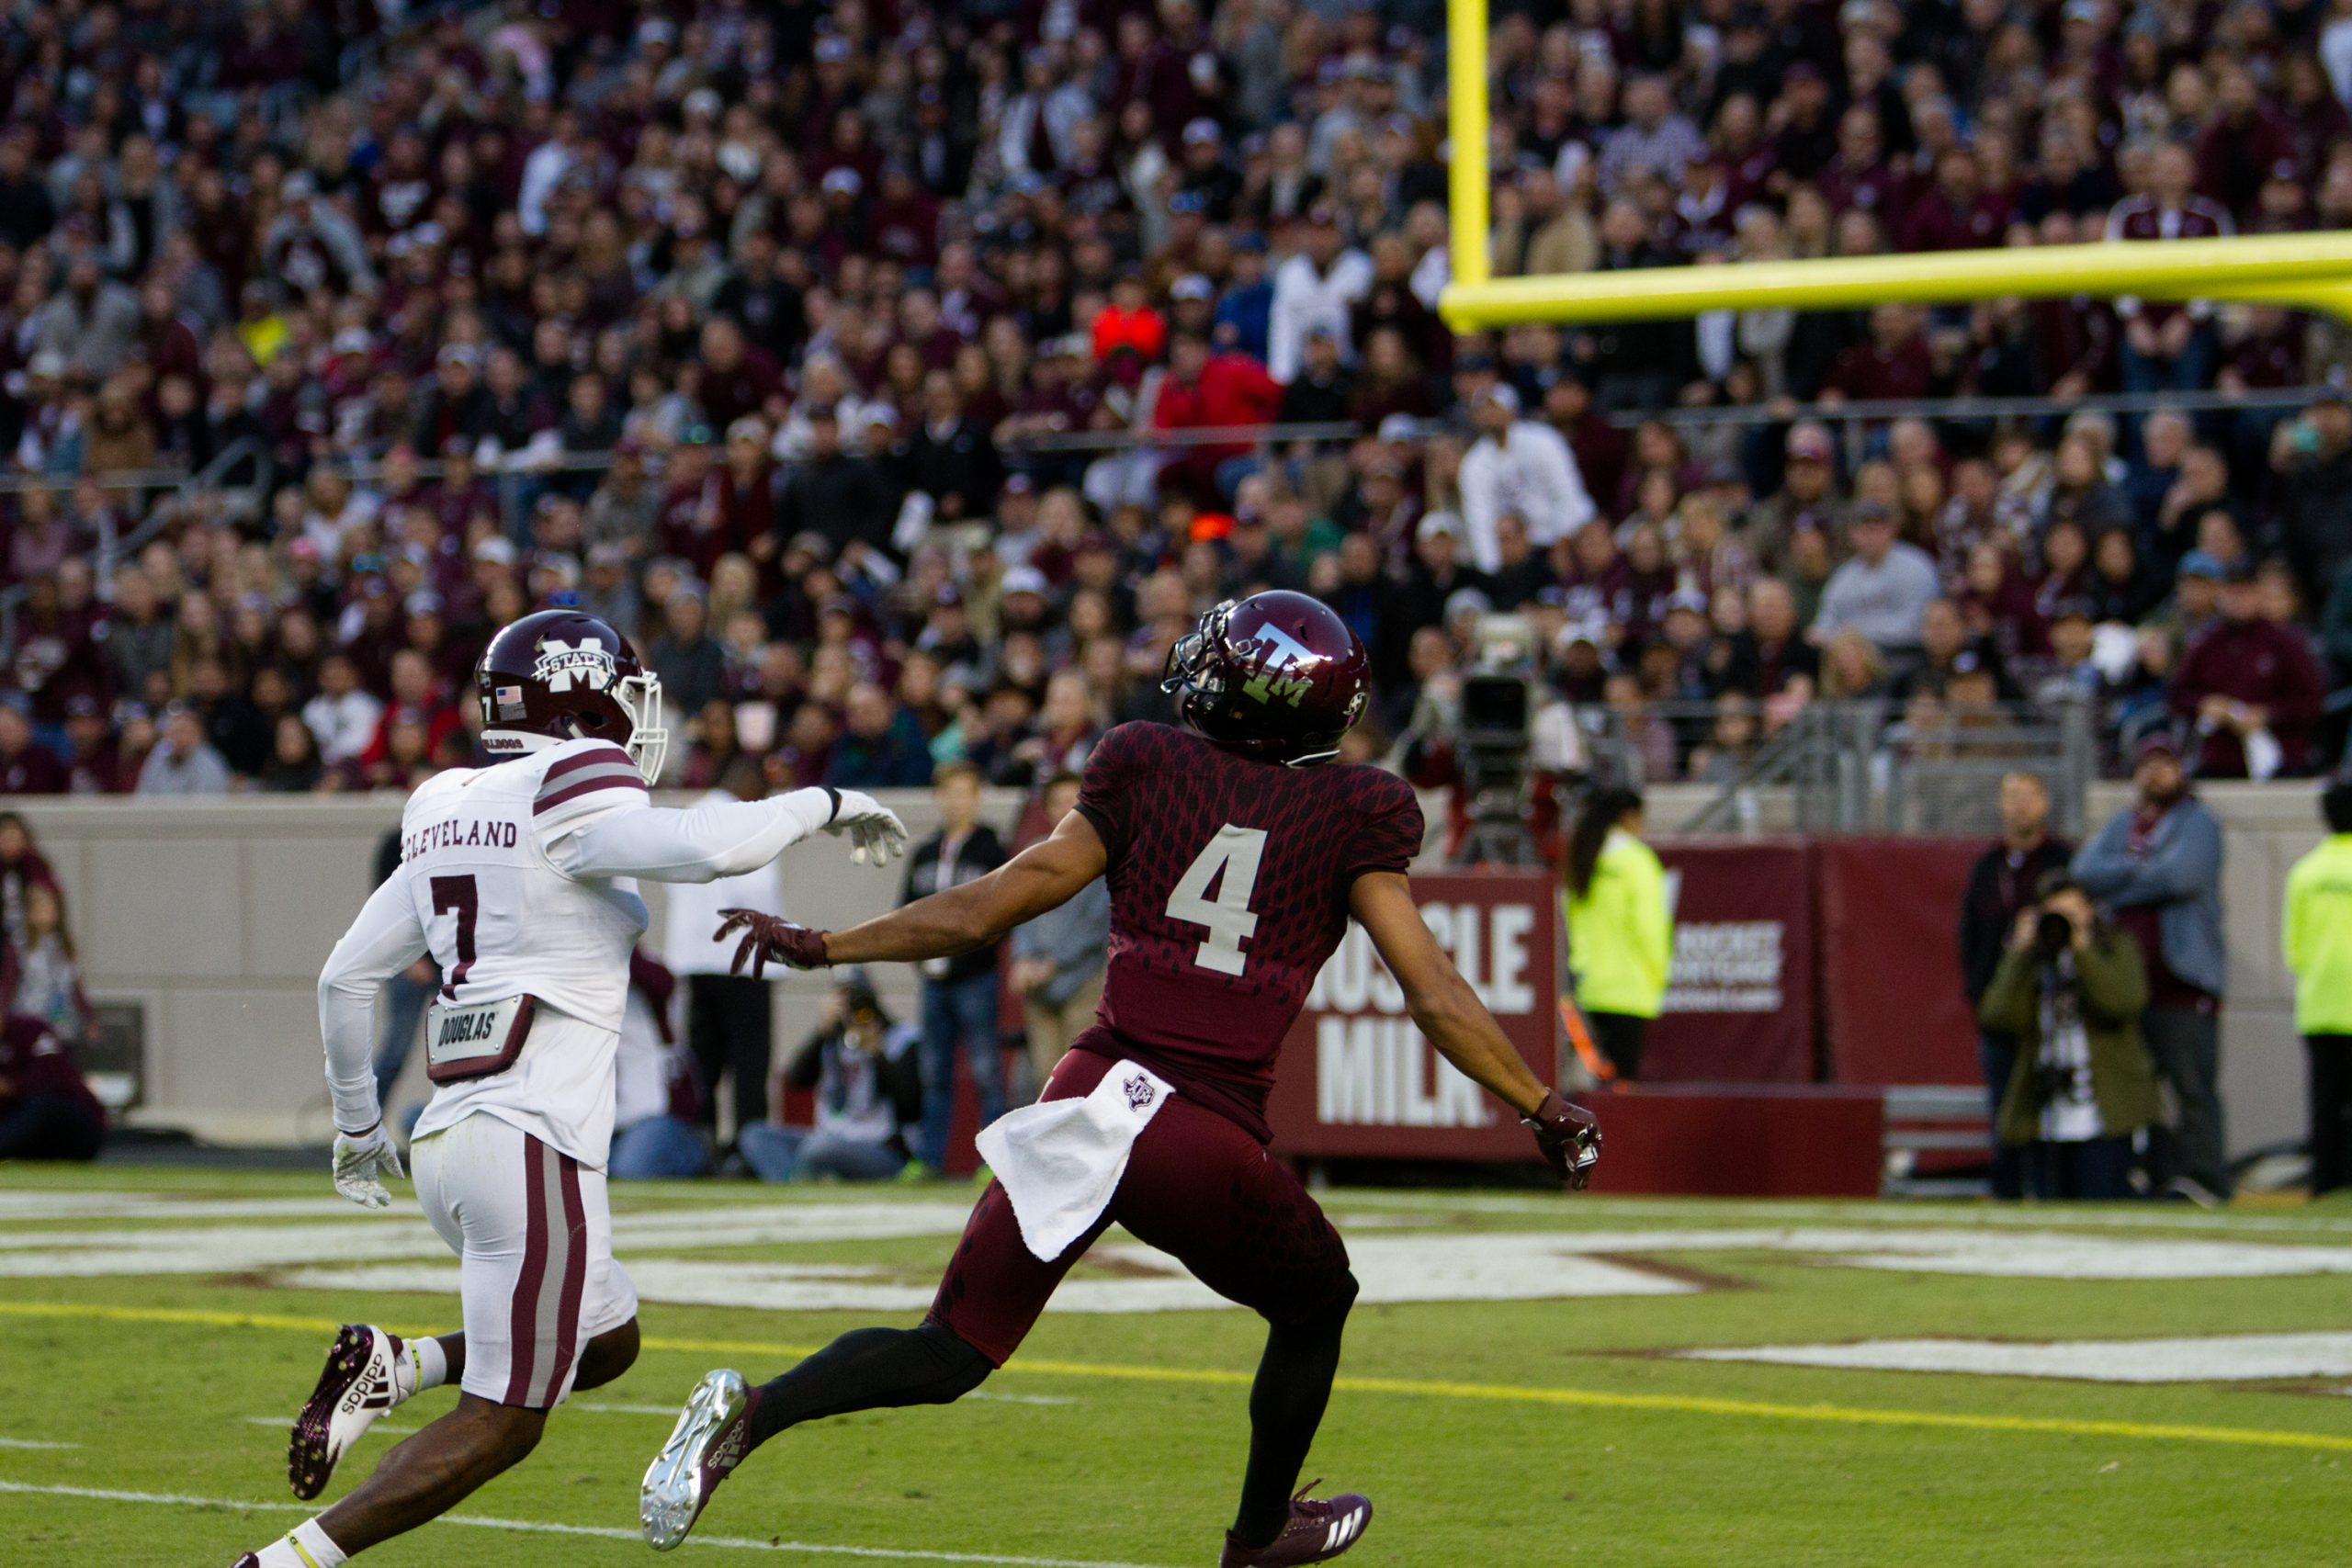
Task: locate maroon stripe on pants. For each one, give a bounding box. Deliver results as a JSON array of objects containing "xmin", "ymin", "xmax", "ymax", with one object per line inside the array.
[
  {"xmin": 541, "ymin": 1153, "xmax": 589, "ymax": 1404},
  {"xmin": 505, "ymin": 1136, "xmax": 549, "ymax": 1405}
]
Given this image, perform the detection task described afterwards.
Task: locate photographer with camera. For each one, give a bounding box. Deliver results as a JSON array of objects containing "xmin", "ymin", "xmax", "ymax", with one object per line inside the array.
[
  {"xmin": 737, "ymin": 968, "xmax": 922, "ymax": 1184},
  {"xmin": 1977, "ymin": 872, "xmax": 2164, "ymax": 1201}
]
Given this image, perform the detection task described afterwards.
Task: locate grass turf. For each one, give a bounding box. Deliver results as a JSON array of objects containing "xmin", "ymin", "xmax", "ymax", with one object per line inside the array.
[{"xmin": 2, "ymin": 1166, "xmax": 2350, "ymax": 1566}]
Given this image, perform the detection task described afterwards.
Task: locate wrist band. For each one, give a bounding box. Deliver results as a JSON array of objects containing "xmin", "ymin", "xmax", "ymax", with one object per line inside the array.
[
  {"xmin": 823, "ymin": 786, "xmax": 842, "ymax": 823},
  {"xmin": 337, "ymin": 1119, "xmax": 381, "ymax": 1139}
]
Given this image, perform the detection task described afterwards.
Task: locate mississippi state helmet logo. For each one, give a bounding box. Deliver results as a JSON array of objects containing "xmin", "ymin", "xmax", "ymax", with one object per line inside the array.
[{"xmin": 532, "ymin": 638, "xmax": 616, "ymax": 694}]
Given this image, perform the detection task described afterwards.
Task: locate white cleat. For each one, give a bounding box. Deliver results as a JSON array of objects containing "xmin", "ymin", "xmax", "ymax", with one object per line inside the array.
[
  {"xmin": 289, "ymin": 1324, "xmax": 404, "ymax": 1500},
  {"xmin": 641, "ymin": 1368, "xmax": 759, "ymax": 1551}
]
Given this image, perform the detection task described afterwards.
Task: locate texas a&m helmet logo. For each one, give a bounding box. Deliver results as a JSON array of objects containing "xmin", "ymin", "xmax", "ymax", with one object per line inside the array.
[{"xmin": 532, "ymin": 637, "xmax": 617, "ymax": 695}]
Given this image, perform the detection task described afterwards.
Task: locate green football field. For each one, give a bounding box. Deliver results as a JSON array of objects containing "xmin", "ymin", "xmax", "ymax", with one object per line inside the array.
[{"xmin": 6, "ymin": 1165, "xmax": 2352, "ymax": 1567}]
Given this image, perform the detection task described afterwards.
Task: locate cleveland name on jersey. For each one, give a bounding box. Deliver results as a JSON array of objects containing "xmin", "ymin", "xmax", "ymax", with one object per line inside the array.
[
  {"xmin": 1070, "ymin": 721, "xmax": 1423, "ymax": 1138},
  {"xmin": 396, "ymin": 738, "xmax": 650, "ymax": 1163}
]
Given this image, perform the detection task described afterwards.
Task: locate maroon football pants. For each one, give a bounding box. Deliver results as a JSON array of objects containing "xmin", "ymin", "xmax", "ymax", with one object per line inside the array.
[{"xmin": 928, "ymin": 1048, "xmax": 1355, "ymax": 1365}]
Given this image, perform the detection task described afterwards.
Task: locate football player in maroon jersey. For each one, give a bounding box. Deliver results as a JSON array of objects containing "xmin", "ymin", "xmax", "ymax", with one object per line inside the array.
[{"xmin": 642, "ymin": 590, "xmax": 1601, "ymax": 1566}]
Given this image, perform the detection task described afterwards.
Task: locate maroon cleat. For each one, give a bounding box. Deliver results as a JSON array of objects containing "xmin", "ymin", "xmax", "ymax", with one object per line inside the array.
[
  {"xmin": 1218, "ymin": 1483, "xmax": 1374, "ymax": 1567},
  {"xmin": 230, "ymin": 1557, "xmax": 261, "ymax": 1567},
  {"xmin": 288, "ymin": 1324, "xmax": 405, "ymax": 1500}
]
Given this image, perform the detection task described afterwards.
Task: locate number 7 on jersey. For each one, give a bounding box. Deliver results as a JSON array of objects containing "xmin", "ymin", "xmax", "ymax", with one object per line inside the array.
[{"xmin": 1165, "ymin": 825, "xmax": 1268, "ymax": 976}]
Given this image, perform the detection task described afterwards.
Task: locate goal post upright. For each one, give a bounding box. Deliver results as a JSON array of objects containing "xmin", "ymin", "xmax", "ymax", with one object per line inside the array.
[{"xmin": 1445, "ymin": 0, "xmax": 1490, "ymax": 292}]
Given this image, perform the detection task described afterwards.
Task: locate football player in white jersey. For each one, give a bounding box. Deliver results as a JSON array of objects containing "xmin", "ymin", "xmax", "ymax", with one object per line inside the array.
[{"xmin": 232, "ymin": 610, "xmax": 907, "ymax": 1568}]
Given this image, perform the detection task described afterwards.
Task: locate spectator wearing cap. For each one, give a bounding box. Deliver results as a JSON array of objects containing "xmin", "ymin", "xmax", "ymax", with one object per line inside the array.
[
  {"xmin": 1458, "ymin": 383, "xmax": 1598, "ymax": 574},
  {"xmin": 2074, "ymin": 734, "xmax": 2233, "ymax": 1202},
  {"xmin": 2283, "ymin": 780, "xmax": 2352, "ymax": 1196},
  {"xmin": 1176, "ymin": 117, "xmax": 1243, "ymax": 222},
  {"xmin": 2170, "ymin": 558, "xmax": 2325, "ymax": 779},
  {"xmin": 1811, "ymin": 502, "xmax": 1940, "ymax": 659},
  {"xmin": 1744, "ymin": 421, "xmax": 1838, "ymax": 559},
  {"xmin": 1267, "ymin": 204, "xmax": 1372, "ymax": 381},
  {"xmin": 135, "ymin": 703, "xmax": 231, "ymax": 795}
]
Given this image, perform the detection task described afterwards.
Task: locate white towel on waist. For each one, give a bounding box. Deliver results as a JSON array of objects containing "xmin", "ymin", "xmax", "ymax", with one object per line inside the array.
[{"xmin": 976, "ymin": 1060, "xmax": 1175, "ymax": 1261}]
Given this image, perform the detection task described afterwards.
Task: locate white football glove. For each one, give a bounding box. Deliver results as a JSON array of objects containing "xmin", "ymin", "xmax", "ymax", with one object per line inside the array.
[
  {"xmin": 826, "ymin": 789, "xmax": 910, "ymax": 867},
  {"xmin": 333, "ymin": 1122, "xmax": 405, "ymax": 1210}
]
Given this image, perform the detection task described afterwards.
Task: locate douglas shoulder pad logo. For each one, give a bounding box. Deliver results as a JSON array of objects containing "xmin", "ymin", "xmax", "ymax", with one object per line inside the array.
[{"xmin": 532, "ymin": 638, "xmax": 616, "ymax": 694}]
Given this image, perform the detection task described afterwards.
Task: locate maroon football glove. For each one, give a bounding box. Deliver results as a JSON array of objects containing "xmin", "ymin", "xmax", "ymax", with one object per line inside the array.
[
  {"xmin": 713, "ymin": 909, "xmax": 830, "ymax": 977},
  {"xmin": 1525, "ymin": 1090, "xmax": 1602, "ymax": 1190}
]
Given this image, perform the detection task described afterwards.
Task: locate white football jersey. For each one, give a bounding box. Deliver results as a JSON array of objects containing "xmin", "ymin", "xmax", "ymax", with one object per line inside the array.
[{"xmin": 401, "ymin": 738, "xmax": 651, "ymax": 1165}]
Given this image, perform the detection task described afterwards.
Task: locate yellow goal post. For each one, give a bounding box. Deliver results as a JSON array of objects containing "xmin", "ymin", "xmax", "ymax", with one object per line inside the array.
[{"xmin": 1438, "ymin": 0, "xmax": 2352, "ymax": 333}]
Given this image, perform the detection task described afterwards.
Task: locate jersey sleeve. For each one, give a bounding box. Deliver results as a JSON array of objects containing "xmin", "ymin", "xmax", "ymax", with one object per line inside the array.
[
  {"xmin": 529, "ymin": 741, "xmax": 650, "ymax": 848},
  {"xmin": 1073, "ymin": 723, "xmax": 1148, "ymax": 863},
  {"xmin": 1341, "ymin": 770, "xmax": 1425, "ymax": 883}
]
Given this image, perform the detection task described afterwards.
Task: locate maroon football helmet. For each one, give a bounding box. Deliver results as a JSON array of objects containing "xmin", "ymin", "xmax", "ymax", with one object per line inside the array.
[
  {"xmin": 476, "ymin": 609, "xmax": 667, "ymax": 780},
  {"xmin": 1161, "ymin": 591, "xmax": 1370, "ymax": 765}
]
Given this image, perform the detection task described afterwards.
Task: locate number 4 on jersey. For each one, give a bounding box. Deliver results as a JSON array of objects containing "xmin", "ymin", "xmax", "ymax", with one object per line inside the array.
[{"xmin": 1166, "ymin": 825, "xmax": 1268, "ymax": 976}]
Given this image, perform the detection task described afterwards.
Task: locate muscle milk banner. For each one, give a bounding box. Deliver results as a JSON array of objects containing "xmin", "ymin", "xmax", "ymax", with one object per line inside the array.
[{"xmin": 1265, "ymin": 871, "xmax": 1556, "ymax": 1160}]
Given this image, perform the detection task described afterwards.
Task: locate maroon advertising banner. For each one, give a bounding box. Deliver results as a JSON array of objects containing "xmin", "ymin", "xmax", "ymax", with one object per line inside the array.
[
  {"xmin": 1264, "ymin": 871, "xmax": 1555, "ymax": 1162},
  {"xmin": 1816, "ymin": 837, "xmax": 1982, "ymax": 1087},
  {"xmin": 1646, "ymin": 840, "xmax": 1815, "ymax": 1083}
]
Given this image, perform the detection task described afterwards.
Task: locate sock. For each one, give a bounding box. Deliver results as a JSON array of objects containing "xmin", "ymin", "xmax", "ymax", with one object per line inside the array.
[
  {"xmin": 255, "ymin": 1520, "xmax": 347, "ymax": 1568},
  {"xmin": 397, "ymin": 1334, "xmax": 449, "ymax": 1401},
  {"xmin": 746, "ymin": 1320, "xmax": 993, "ymax": 1450},
  {"xmin": 1230, "ymin": 1299, "xmax": 1355, "ymax": 1547}
]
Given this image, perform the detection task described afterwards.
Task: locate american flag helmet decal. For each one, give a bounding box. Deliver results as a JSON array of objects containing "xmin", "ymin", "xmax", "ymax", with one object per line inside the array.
[{"xmin": 494, "ymin": 683, "xmax": 526, "ymax": 720}]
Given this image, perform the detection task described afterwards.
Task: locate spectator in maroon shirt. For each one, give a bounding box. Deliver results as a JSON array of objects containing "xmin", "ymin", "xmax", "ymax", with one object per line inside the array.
[
  {"xmin": 1815, "ymin": 105, "xmax": 1909, "ymax": 225},
  {"xmin": 0, "ymin": 705, "xmax": 62, "ymax": 795},
  {"xmin": 2106, "ymin": 142, "xmax": 2233, "ymax": 392},
  {"xmin": 0, "ymin": 1012, "xmax": 103, "ymax": 1160},
  {"xmin": 697, "ymin": 317, "xmax": 784, "ymax": 433},
  {"xmin": 1898, "ymin": 147, "xmax": 2008, "ymax": 253},
  {"xmin": 1822, "ymin": 305, "xmax": 1937, "ymax": 404},
  {"xmin": 2171, "ymin": 560, "xmax": 2326, "ymax": 777},
  {"xmin": 2196, "ymin": 62, "xmax": 2301, "ymax": 220}
]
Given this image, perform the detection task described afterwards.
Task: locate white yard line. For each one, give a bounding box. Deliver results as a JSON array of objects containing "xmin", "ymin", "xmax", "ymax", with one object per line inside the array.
[
  {"xmin": 1328, "ymin": 1190, "xmax": 2352, "ymax": 1235},
  {"xmin": 0, "ymin": 1478, "xmax": 1176, "ymax": 1567},
  {"xmin": 0, "ymin": 1438, "xmax": 75, "ymax": 1450}
]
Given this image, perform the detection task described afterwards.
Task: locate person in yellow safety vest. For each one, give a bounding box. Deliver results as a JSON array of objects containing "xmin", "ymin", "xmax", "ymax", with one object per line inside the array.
[
  {"xmin": 1561, "ymin": 785, "xmax": 1673, "ymax": 1080},
  {"xmin": 2282, "ymin": 780, "xmax": 2352, "ymax": 1196}
]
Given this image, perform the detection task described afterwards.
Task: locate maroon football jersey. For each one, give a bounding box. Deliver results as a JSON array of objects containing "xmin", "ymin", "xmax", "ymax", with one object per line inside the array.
[{"xmin": 1069, "ymin": 722, "xmax": 1424, "ymax": 1140}]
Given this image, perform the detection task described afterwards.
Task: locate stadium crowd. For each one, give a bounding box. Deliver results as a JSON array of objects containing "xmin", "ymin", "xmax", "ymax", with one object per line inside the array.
[{"xmin": 3, "ymin": 0, "xmax": 2352, "ymax": 805}]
